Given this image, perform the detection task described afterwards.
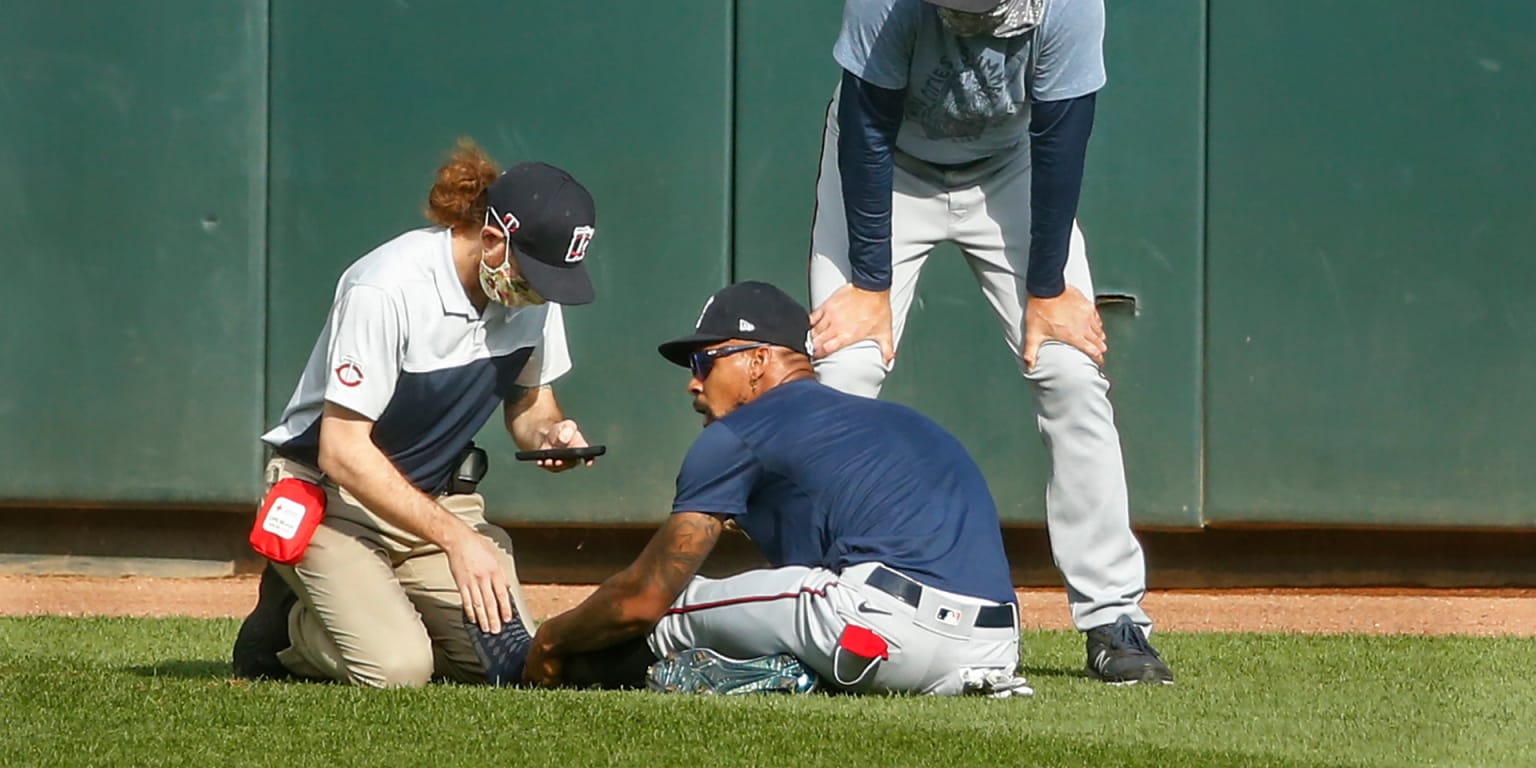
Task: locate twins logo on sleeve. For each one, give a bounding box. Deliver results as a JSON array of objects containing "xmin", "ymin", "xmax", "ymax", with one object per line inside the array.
[{"xmin": 334, "ymin": 360, "xmax": 364, "ymax": 388}]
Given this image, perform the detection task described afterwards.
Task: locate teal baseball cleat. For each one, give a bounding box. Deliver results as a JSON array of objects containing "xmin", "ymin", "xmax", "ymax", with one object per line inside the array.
[{"xmin": 646, "ymin": 648, "xmax": 819, "ymax": 695}]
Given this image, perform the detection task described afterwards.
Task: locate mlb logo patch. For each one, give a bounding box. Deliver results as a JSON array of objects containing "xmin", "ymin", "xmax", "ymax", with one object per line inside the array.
[{"xmin": 935, "ymin": 606, "xmax": 963, "ymax": 626}]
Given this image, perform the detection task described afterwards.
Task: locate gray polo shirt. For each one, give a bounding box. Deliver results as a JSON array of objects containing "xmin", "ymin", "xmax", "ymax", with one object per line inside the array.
[{"xmin": 262, "ymin": 227, "xmax": 570, "ymax": 492}]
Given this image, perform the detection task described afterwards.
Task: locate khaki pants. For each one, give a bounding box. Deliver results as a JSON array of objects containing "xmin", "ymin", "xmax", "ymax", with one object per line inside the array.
[{"xmin": 264, "ymin": 457, "xmax": 532, "ymax": 688}]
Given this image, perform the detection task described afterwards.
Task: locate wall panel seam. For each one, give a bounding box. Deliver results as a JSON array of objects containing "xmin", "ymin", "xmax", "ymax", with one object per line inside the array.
[
  {"xmin": 258, "ymin": 0, "xmax": 274, "ymax": 495},
  {"xmin": 1196, "ymin": 0, "xmax": 1210, "ymax": 527},
  {"xmin": 725, "ymin": 1, "xmax": 739, "ymax": 285}
]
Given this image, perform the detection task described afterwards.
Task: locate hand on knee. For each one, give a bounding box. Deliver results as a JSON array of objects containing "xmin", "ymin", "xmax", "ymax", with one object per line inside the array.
[{"xmin": 1022, "ymin": 287, "xmax": 1106, "ymax": 370}]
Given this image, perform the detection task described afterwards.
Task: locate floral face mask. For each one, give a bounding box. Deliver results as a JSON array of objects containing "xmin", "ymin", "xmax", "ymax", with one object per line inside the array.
[
  {"xmin": 478, "ymin": 249, "xmax": 546, "ymax": 308},
  {"xmin": 479, "ymin": 208, "xmax": 547, "ymax": 308}
]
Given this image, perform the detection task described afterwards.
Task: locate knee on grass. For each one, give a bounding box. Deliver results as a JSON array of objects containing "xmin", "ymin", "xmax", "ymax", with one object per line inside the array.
[{"xmin": 348, "ymin": 643, "xmax": 435, "ymax": 689}]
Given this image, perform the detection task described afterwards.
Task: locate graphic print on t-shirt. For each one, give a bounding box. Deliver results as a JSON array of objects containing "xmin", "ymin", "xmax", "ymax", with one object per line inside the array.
[{"xmin": 905, "ymin": 38, "xmax": 1029, "ymax": 144}]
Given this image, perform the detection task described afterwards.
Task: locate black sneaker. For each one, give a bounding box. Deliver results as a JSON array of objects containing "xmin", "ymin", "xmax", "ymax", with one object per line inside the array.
[
  {"xmin": 232, "ymin": 564, "xmax": 298, "ymax": 680},
  {"xmin": 1085, "ymin": 615, "xmax": 1174, "ymax": 685}
]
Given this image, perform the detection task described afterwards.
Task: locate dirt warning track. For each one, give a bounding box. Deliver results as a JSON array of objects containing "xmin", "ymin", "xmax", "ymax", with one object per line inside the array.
[{"xmin": 3, "ymin": 576, "xmax": 1533, "ymax": 637}]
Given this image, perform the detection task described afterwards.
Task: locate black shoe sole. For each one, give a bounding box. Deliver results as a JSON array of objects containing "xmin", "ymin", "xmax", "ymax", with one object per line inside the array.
[
  {"xmin": 232, "ymin": 564, "xmax": 297, "ymax": 680},
  {"xmin": 1087, "ymin": 662, "xmax": 1175, "ymax": 686}
]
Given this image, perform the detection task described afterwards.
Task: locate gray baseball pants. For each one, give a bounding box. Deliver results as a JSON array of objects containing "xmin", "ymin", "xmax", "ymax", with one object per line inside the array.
[
  {"xmin": 648, "ymin": 562, "xmax": 1019, "ymax": 696},
  {"xmin": 808, "ymin": 97, "xmax": 1152, "ymax": 632}
]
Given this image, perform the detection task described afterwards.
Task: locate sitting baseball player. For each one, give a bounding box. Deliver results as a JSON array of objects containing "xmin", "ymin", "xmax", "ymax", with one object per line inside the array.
[{"xmin": 515, "ymin": 281, "xmax": 1030, "ymax": 696}]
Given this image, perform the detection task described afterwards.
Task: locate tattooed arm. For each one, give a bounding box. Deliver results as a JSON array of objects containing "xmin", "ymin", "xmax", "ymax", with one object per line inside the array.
[{"xmin": 522, "ymin": 511, "xmax": 724, "ymax": 685}]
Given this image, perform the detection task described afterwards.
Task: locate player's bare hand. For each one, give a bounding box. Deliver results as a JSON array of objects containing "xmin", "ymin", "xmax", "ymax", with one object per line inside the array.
[
  {"xmin": 810, "ymin": 284, "xmax": 895, "ymax": 364},
  {"xmin": 535, "ymin": 419, "xmax": 593, "ymax": 473},
  {"xmin": 1023, "ymin": 286, "xmax": 1106, "ymax": 370},
  {"xmin": 521, "ymin": 640, "xmax": 563, "ymax": 687},
  {"xmin": 444, "ymin": 525, "xmax": 514, "ymax": 634}
]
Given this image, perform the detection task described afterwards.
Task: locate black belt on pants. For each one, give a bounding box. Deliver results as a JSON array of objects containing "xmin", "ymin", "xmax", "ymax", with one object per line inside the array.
[{"xmin": 866, "ymin": 566, "xmax": 1016, "ymax": 629}]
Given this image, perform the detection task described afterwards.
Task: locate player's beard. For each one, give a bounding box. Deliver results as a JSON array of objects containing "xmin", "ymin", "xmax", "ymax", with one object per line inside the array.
[
  {"xmin": 693, "ymin": 395, "xmax": 715, "ymax": 426},
  {"xmin": 693, "ymin": 387, "xmax": 754, "ymax": 426}
]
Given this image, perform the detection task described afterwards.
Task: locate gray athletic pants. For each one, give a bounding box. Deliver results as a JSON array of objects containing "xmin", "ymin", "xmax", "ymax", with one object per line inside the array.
[
  {"xmin": 649, "ymin": 562, "xmax": 1019, "ymax": 696},
  {"xmin": 808, "ymin": 96, "xmax": 1151, "ymax": 632}
]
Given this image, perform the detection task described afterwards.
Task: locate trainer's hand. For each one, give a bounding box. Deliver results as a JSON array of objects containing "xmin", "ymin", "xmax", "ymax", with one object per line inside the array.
[
  {"xmin": 522, "ymin": 640, "xmax": 563, "ymax": 687},
  {"xmin": 1023, "ymin": 286, "xmax": 1106, "ymax": 370},
  {"xmin": 444, "ymin": 524, "xmax": 514, "ymax": 634},
  {"xmin": 536, "ymin": 419, "xmax": 592, "ymax": 473},
  {"xmin": 810, "ymin": 284, "xmax": 895, "ymax": 364}
]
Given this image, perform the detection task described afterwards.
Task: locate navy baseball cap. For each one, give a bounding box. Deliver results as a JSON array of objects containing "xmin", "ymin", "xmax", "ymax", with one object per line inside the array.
[
  {"xmin": 658, "ymin": 281, "xmax": 813, "ymax": 367},
  {"xmin": 924, "ymin": 0, "xmax": 1002, "ymax": 10},
  {"xmin": 485, "ymin": 162, "xmax": 597, "ymax": 306}
]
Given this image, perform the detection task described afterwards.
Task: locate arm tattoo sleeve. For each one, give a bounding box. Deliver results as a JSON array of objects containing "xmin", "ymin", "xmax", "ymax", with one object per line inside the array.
[
  {"xmin": 648, "ymin": 513, "xmax": 720, "ymax": 597},
  {"xmin": 536, "ymin": 513, "xmax": 724, "ymax": 656}
]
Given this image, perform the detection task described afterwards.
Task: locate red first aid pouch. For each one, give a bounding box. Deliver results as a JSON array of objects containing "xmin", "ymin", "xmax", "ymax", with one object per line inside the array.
[
  {"xmin": 249, "ymin": 477, "xmax": 327, "ymax": 564},
  {"xmin": 832, "ymin": 624, "xmax": 890, "ymax": 687}
]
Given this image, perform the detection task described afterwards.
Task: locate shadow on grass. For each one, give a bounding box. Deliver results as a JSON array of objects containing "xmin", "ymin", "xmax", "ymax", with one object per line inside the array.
[
  {"xmin": 126, "ymin": 660, "xmax": 230, "ymax": 680},
  {"xmin": 1020, "ymin": 664, "xmax": 1088, "ymax": 680}
]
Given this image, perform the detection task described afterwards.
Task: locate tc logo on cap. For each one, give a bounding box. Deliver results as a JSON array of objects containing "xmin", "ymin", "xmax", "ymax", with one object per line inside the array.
[{"xmin": 566, "ymin": 226, "xmax": 595, "ymax": 263}]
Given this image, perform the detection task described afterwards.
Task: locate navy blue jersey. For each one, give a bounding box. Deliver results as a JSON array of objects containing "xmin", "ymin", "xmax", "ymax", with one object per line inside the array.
[{"xmin": 671, "ymin": 378, "xmax": 1014, "ymax": 603}]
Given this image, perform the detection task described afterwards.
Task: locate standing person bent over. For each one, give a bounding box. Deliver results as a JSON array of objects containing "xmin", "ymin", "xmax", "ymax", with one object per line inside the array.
[{"xmin": 807, "ymin": 0, "xmax": 1172, "ymax": 684}]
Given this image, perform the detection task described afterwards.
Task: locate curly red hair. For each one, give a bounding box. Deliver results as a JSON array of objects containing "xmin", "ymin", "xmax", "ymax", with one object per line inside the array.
[{"xmin": 424, "ymin": 137, "xmax": 499, "ymax": 231}]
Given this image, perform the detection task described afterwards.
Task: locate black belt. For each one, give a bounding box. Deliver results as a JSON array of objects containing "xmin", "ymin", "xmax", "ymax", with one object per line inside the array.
[
  {"xmin": 866, "ymin": 566, "xmax": 1016, "ymax": 629},
  {"xmin": 897, "ymin": 149, "xmax": 1000, "ymax": 173}
]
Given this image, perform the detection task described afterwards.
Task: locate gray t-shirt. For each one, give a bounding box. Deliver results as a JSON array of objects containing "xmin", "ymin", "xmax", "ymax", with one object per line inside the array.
[{"xmin": 833, "ymin": 0, "xmax": 1106, "ymax": 165}]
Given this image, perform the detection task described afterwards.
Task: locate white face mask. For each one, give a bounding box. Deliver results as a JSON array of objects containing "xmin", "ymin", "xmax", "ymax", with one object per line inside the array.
[{"xmin": 478, "ymin": 249, "xmax": 546, "ymax": 308}]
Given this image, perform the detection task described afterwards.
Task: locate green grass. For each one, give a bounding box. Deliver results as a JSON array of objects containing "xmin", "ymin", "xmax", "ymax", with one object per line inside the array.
[{"xmin": 1, "ymin": 619, "xmax": 1532, "ymax": 768}]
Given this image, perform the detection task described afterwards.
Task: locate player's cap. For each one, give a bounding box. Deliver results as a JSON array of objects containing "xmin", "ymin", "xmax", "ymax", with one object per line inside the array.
[
  {"xmin": 485, "ymin": 162, "xmax": 597, "ymax": 306},
  {"xmin": 658, "ymin": 281, "xmax": 813, "ymax": 367},
  {"xmin": 923, "ymin": 0, "xmax": 1002, "ymax": 11}
]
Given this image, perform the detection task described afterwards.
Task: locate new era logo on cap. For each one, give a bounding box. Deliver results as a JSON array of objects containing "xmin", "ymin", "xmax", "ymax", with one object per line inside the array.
[{"xmin": 739, "ymin": 319, "xmax": 756, "ymax": 332}]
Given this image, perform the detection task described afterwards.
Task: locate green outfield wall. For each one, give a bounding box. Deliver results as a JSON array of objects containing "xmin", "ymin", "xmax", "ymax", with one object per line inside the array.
[{"xmin": 1, "ymin": 1, "xmax": 1531, "ymax": 528}]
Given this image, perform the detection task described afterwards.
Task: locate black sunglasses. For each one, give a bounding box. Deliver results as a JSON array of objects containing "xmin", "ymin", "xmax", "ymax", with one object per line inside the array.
[{"xmin": 689, "ymin": 342, "xmax": 768, "ymax": 380}]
